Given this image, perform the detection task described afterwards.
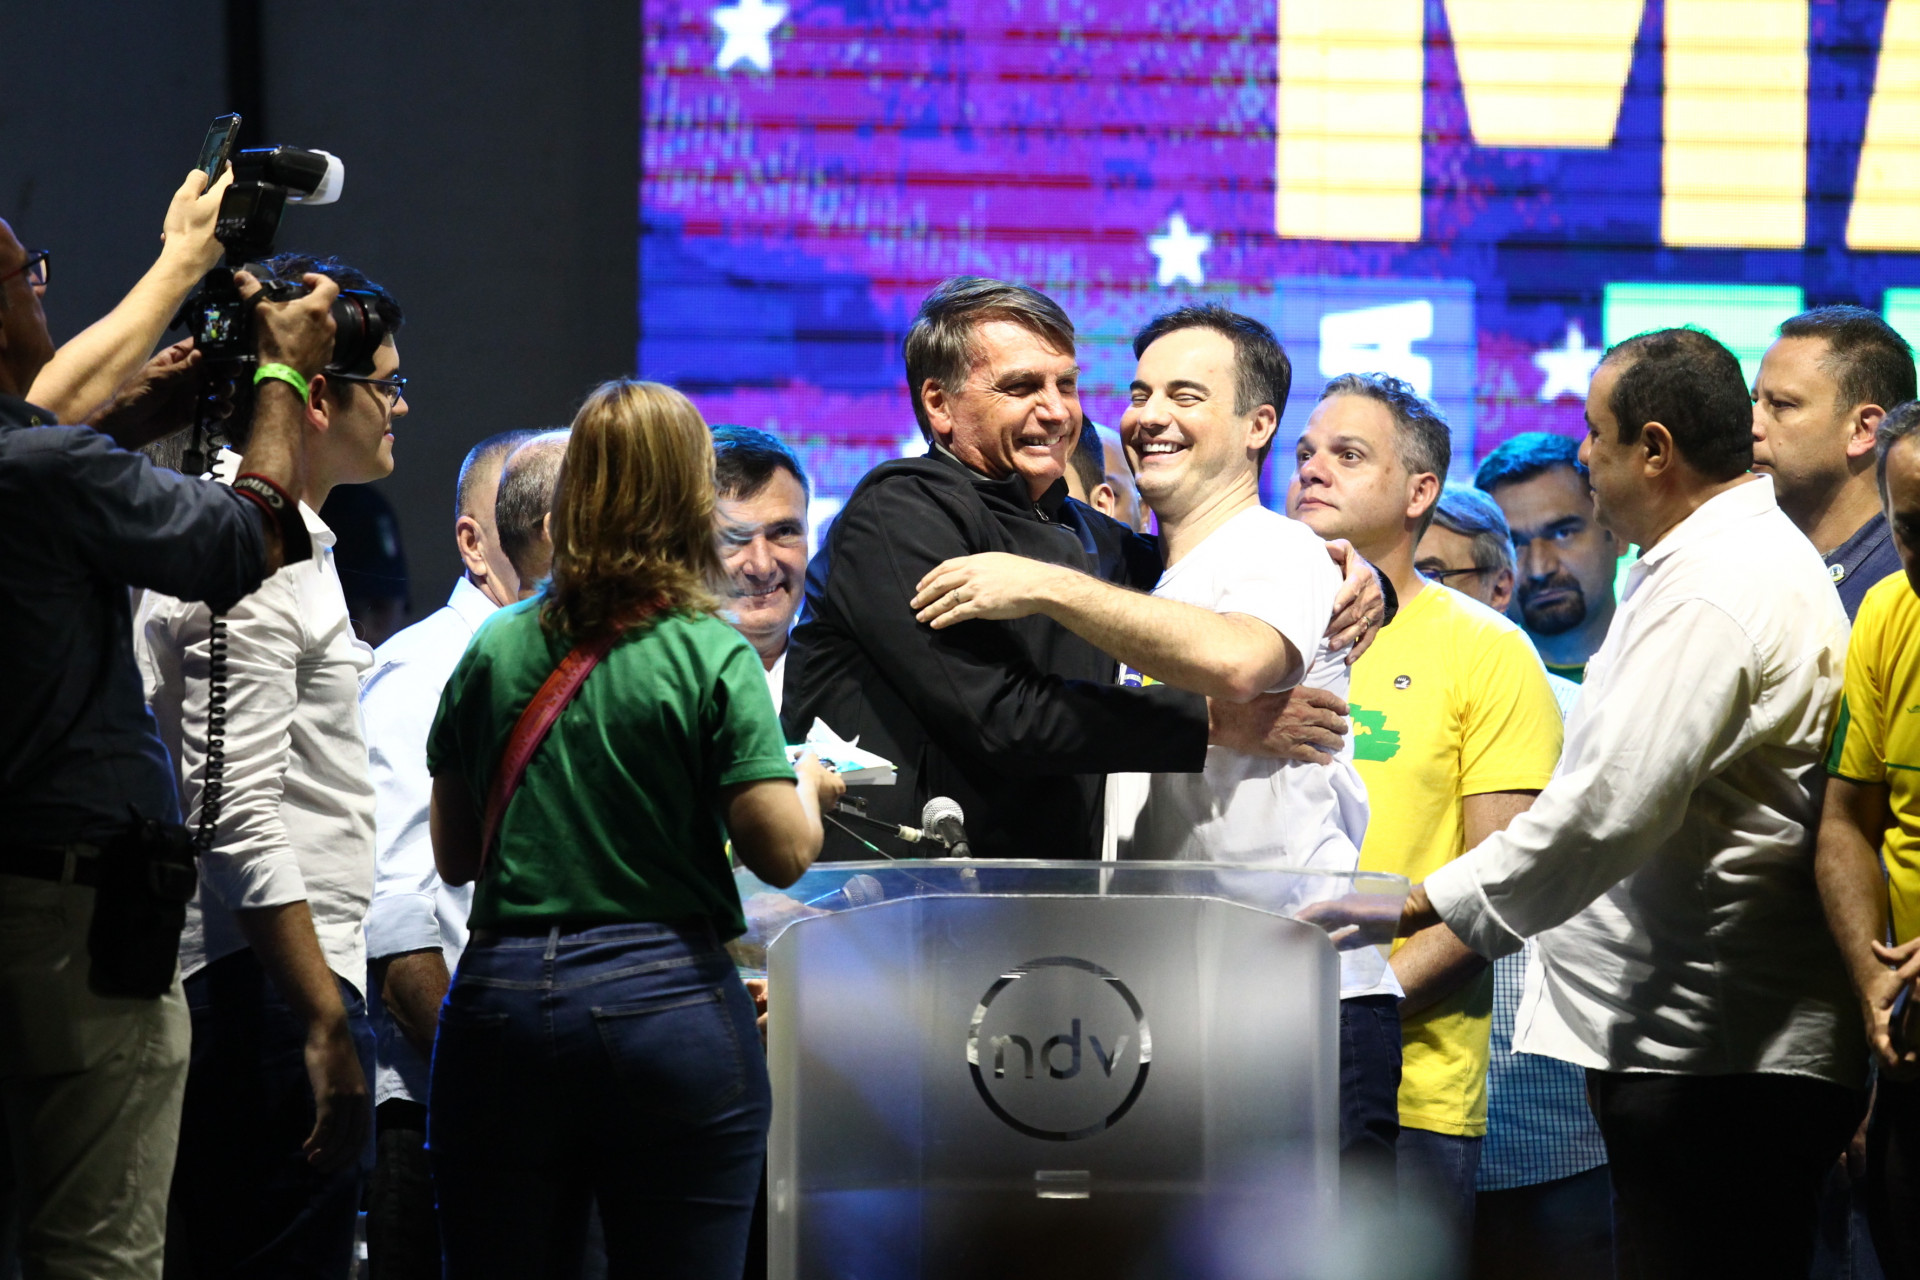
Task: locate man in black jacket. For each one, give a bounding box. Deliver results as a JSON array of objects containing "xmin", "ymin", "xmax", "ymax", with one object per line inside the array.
[{"xmin": 783, "ymin": 277, "xmax": 1375, "ymax": 860}]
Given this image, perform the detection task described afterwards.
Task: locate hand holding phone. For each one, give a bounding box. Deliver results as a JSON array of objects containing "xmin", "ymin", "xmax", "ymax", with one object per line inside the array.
[
  {"xmin": 197, "ymin": 113, "xmax": 242, "ymax": 183},
  {"xmin": 162, "ymin": 165, "xmax": 233, "ymax": 277}
]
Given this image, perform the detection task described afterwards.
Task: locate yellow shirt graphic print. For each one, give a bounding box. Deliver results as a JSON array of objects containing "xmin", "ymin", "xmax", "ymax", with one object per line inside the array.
[
  {"xmin": 1350, "ymin": 585, "xmax": 1563, "ymax": 1137},
  {"xmin": 1353, "ymin": 703, "xmax": 1402, "ymax": 761}
]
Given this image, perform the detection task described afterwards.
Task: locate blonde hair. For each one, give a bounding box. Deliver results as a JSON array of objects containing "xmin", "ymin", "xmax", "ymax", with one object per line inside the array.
[{"xmin": 541, "ymin": 379, "xmax": 723, "ymax": 639}]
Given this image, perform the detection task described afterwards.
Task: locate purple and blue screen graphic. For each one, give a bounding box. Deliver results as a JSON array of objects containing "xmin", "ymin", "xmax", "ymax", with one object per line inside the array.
[{"xmin": 642, "ymin": 0, "xmax": 1920, "ymax": 508}]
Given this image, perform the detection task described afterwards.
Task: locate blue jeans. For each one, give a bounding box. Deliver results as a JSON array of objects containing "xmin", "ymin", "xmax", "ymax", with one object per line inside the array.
[
  {"xmin": 1399, "ymin": 1127, "xmax": 1482, "ymax": 1257},
  {"xmin": 166, "ymin": 947, "xmax": 376, "ymax": 1280},
  {"xmin": 429, "ymin": 920, "xmax": 769, "ymax": 1280},
  {"xmin": 1339, "ymin": 995, "xmax": 1403, "ymax": 1222}
]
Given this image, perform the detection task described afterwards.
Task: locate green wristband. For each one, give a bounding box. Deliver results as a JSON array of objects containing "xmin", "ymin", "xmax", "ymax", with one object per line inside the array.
[{"xmin": 254, "ymin": 363, "xmax": 312, "ymax": 402}]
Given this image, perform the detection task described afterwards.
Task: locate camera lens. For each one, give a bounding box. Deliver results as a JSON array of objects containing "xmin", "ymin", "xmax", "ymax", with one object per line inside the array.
[{"xmin": 328, "ymin": 291, "xmax": 386, "ymax": 375}]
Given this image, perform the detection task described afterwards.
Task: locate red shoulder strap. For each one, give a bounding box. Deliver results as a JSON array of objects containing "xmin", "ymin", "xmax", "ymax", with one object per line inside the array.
[{"xmin": 478, "ymin": 631, "xmax": 617, "ymax": 874}]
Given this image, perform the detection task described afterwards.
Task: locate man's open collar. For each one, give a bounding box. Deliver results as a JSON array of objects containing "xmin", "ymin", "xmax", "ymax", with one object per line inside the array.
[
  {"xmin": 448, "ymin": 575, "xmax": 501, "ymax": 631},
  {"xmin": 1624, "ymin": 474, "xmax": 1776, "ymax": 599}
]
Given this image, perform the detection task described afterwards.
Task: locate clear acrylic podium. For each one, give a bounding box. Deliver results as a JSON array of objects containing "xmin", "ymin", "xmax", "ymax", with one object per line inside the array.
[{"xmin": 733, "ymin": 861, "xmax": 1408, "ymax": 1279}]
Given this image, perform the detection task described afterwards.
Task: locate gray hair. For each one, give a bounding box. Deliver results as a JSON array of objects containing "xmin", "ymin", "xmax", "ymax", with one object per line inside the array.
[
  {"xmin": 496, "ymin": 430, "xmax": 570, "ymax": 581},
  {"xmin": 1318, "ymin": 372, "xmax": 1451, "ymax": 537},
  {"xmin": 455, "ymin": 429, "xmax": 536, "ymax": 522},
  {"xmin": 903, "ymin": 276, "xmax": 1075, "ymax": 439},
  {"xmin": 1876, "ymin": 400, "xmax": 1920, "ymax": 502},
  {"xmin": 1430, "ymin": 483, "xmax": 1514, "ymax": 576}
]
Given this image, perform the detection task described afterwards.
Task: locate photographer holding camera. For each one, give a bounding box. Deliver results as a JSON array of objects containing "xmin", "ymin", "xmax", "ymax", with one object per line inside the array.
[
  {"xmin": 0, "ymin": 201, "xmax": 327, "ymax": 1278},
  {"xmin": 137, "ymin": 250, "xmax": 405, "ymax": 1280},
  {"xmin": 26, "ymin": 167, "xmax": 232, "ymax": 435}
]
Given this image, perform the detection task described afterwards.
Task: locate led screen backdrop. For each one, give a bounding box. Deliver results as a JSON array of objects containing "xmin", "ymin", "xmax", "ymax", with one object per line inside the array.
[{"xmin": 641, "ymin": 0, "xmax": 1920, "ymax": 517}]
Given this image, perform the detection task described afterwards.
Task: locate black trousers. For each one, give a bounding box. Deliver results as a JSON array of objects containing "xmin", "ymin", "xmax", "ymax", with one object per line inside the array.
[
  {"xmin": 165, "ymin": 949, "xmax": 375, "ymax": 1280},
  {"xmin": 1586, "ymin": 1070, "xmax": 1865, "ymax": 1280},
  {"xmin": 368, "ymin": 1100, "xmax": 440, "ymax": 1280},
  {"xmin": 1470, "ymin": 1166, "xmax": 1614, "ymax": 1280},
  {"xmin": 1867, "ymin": 1074, "xmax": 1920, "ymax": 1280}
]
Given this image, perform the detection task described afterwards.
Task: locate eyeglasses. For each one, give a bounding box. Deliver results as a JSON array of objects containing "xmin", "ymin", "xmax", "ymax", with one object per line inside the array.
[
  {"xmin": 0, "ymin": 250, "xmax": 49, "ymax": 290},
  {"xmin": 330, "ymin": 372, "xmax": 408, "ymax": 409},
  {"xmin": 1419, "ymin": 564, "xmax": 1490, "ymax": 584}
]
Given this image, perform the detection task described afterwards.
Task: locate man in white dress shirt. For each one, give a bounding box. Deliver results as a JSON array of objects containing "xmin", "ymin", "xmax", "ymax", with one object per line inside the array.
[
  {"xmin": 1392, "ymin": 327, "xmax": 1866, "ymax": 1278},
  {"xmin": 139, "ymin": 254, "xmax": 407, "ymax": 1277},
  {"xmin": 712, "ymin": 425, "xmax": 811, "ymax": 711},
  {"xmin": 358, "ymin": 428, "xmax": 532, "ymax": 1278}
]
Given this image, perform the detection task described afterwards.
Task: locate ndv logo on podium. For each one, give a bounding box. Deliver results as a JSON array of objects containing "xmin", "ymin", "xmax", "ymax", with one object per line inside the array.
[{"xmin": 965, "ymin": 956, "xmax": 1152, "ymax": 1142}]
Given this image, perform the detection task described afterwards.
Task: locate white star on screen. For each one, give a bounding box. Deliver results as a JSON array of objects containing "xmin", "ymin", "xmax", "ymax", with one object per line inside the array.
[
  {"xmin": 1534, "ymin": 320, "xmax": 1603, "ymax": 401},
  {"xmin": 713, "ymin": 0, "xmax": 787, "ymax": 73},
  {"xmin": 1148, "ymin": 213, "xmax": 1211, "ymax": 288}
]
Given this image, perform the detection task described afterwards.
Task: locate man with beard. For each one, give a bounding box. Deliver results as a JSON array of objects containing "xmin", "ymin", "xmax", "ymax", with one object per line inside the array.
[
  {"xmin": 713, "ymin": 425, "xmax": 810, "ymax": 709},
  {"xmin": 1475, "ymin": 433, "xmax": 1619, "ymax": 683}
]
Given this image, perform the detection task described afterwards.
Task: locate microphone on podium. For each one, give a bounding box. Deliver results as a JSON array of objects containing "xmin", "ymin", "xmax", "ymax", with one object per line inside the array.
[
  {"xmin": 804, "ymin": 872, "xmax": 886, "ymax": 912},
  {"xmin": 828, "ymin": 795, "xmax": 969, "ymax": 854},
  {"xmin": 921, "ymin": 797, "xmax": 970, "ymax": 858}
]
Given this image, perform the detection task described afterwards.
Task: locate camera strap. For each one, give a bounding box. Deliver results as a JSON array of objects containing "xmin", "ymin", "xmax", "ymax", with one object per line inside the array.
[
  {"xmin": 231, "ymin": 473, "xmax": 314, "ymax": 565},
  {"xmin": 477, "ymin": 602, "xmax": 662, "ymax": 876}
]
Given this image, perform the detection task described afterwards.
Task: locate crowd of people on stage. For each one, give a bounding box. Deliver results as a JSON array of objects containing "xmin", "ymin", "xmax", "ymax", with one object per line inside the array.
[{"xmin": 2, "ymin": 167, "xmax": 1918, "ymax": 1280}]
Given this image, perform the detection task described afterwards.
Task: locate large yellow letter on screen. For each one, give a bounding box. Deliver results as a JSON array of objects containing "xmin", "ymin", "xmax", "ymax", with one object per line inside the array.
[
  {"xmin": 1279, "ymin": 0, "xmax": 1811, "ymax": 249},
  {"xmin": 1446, "ymin": 0, "xmax": 1642, "ymax": 147},
  {"xmin": 1277, "ymin": 0, "xmax": 1425, "ymax": 242},
  {"xmin": 1662, "ymin": 0, "xmax": 1807, "ymax": 247},
  {"xmin": 1849, "ymin": 0, "xmax": 1920, "ymax": 250}
]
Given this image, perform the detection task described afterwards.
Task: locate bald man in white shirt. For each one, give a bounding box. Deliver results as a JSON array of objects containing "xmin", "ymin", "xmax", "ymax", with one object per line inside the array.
[
  {"xmin": 358, "ymin": 429, "xmax": 533, "ymax": 1278},
  {"xmin": 1389, "ymin": 328, "xmax": 1866, "ymax": 1279}
]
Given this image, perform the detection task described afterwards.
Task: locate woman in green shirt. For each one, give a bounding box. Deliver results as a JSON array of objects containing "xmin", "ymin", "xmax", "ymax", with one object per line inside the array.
[{"xmin": 425, "ymin": 379, "xmax": 841, "ymax": 1278}]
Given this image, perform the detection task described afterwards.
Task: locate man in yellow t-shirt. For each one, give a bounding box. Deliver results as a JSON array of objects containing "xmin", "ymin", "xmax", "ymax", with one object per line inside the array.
[
  {"xmin": 1817, "ymin": 405, "xmax": 1920, "ymax": 1272},
  {"xmin": 1291, "ymin": 378, "xmax": 1562, "ymax": 1248}
]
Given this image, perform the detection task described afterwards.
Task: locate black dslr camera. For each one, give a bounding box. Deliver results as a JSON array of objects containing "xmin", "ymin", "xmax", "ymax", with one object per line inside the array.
[{"xmin": 174, "ymin": 119, "xmax": 392, "ymax": 474}]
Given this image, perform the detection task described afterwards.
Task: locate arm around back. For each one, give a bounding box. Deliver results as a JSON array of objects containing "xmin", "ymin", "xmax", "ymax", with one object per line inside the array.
[
  {"xmin": 911, "ymin": 553, "xmax": 1299, "ymax": 702},
  {"xmin": 825, "ymin": 471, "xmax": 1207, "ymax": 774}
]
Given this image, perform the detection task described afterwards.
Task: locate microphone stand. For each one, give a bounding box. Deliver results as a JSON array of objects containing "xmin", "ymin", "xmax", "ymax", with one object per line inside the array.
[{"xmin": 830, "ymin": 797, "xmax": 950, "ymax": 854}]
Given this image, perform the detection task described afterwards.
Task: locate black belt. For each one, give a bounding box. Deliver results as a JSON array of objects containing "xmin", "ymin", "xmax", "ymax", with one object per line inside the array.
[{"xmin": 0, "ymin": 844, "xmax": 103, "ymax": 888}]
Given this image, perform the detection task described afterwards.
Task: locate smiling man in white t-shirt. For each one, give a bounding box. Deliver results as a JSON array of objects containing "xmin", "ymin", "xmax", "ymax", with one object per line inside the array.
[{"xmin": 912, "ymin": 304, "xmax": 1402, "ymax": 1194}]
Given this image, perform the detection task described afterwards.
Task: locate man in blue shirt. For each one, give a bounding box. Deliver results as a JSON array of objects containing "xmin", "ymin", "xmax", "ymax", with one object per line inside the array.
[
  {"xmin": 1753, "ymin": 305, "xmax": 1916, "ymax": 620},
  {"xmin": 0, "ymin": 211, "xmax": 330, "ymax": 1278}
]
